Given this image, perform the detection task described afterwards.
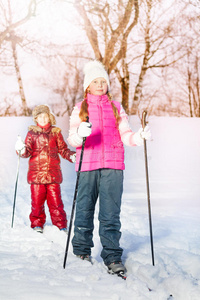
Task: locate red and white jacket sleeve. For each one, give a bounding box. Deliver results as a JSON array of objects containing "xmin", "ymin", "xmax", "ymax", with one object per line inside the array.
[
  {"xmin": 67, "ymin": 106, "xmax": 83, "ymax": 148},
  {"xmin": 118, "ymin": 106, "xmax": 137, "ymax": 146}
]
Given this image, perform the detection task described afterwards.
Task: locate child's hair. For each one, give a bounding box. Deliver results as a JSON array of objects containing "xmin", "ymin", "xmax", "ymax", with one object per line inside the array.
[{"xmin": 79, "ymin": 90, "xmax": 121, "ymax": 125}]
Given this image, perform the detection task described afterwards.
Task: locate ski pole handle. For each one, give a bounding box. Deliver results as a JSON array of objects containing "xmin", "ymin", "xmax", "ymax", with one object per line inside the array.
[
  {"xmin": 81, "ymin": 115, "xmax": 89, "ymax": 157},
  {"xmin": 82, "ymin": 116, "xmax": 91, "ymax": 142},
  {"xmin": 142, "ymin": 110, "xmax": 147, "ymax": 129}
]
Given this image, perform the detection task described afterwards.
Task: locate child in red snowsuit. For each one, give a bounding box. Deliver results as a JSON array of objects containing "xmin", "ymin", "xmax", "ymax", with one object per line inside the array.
[{"xmin": 15, "ymin": 105, "xmax": 76, "ymax": 233}]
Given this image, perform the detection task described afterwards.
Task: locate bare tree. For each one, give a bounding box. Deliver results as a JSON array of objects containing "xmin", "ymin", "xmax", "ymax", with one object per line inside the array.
[
  {"xmin": 130, "ymin": 0, "xmax": 189, "ymax": 115},
  {"xmin": 177, "ymin": 49, "xmax": 200, "ymax": 117},
  {"xmin": 184, "ymin": 0, "xmax": 200, "ymax": 117},
  {"xmin": 158, "ymin": 0, "xmax": 200, "ymax": 118},
  {"xmin": 0, "ymin": 0, "xmax": 37, "ymax": 115},
  {"xmin": 74, "ymin": 0, "xmax": 194, "ymax": 116},
  {"xmin": 74, "ymin": 0, "xmax": 139, "ymax": 113},
  {"xmin": 48, "ymin": 58, "xmax": 84, "ymax": 116},
  {"xmin": 1, "ymin": 0, "xmax": 199, "ymax": 117},
  {"xmin": 0, "ymin": 0, "xmax": 36, "ymax": 46}
]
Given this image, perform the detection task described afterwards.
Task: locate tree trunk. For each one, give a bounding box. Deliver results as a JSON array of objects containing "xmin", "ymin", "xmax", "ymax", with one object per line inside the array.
[
  {"xmin": 187, "ymin": 67, "xmax": 193, "ymax": 117},
  {"xmin": 195, "ymin": 56, "xmax": 200, "ymax": 117},
  {"xmin": 115, "ymin": 60, "xmax": 130, "ymax": 114},
  {"xmin": 130, "ymin": 0, "xmax": 151, "ymax": 115},
  {"xmin": 11, "ymin": 39, "xmax": 30, "ymax": 116},
  {"xmin": 121, "ymin": 76, "xmax": 129, "ymax": 114}
]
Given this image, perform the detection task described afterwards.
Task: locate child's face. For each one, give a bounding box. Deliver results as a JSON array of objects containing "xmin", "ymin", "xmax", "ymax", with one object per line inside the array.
[
  {"xmin": 36, "ymin": 113, "xmax": 50, "ymax": 126},
  {"xmin": 88, "ymin": 77, "xmax": 108, "ymax": 96}
]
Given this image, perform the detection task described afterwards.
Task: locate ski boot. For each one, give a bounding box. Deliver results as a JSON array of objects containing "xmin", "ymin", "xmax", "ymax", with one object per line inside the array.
[
  {"xmin": 76, "ymin": 254, "xmax": 91, "ymax": 262},
  {"xmin": 107, "ymin": 262, "xmax": 127, "ymax": 280},
  {"xmin": 33, "ymin": 226, "xmax": 43, "ymax": 233}
]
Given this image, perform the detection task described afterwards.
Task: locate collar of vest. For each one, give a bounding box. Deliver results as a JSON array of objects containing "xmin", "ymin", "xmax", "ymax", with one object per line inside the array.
[{"xmin": 87, "ymin": 93, "xmax": 110, "ymax": 104}]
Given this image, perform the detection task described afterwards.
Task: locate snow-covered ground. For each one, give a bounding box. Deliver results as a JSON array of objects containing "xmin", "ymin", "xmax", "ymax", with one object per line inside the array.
[{"xmin": 0, "ymin": 115, "xmax": 200, "ymax": 300}]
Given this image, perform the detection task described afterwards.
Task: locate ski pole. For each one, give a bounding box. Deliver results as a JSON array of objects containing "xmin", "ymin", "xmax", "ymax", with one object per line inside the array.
[
  {"xmin": 142, "ymin": 110, "xmax": 155, "ymax": 266},
  {"xmin": 63, "ymin": 117, "xmax": 90, "ymax": 268},
  {"xmin": 11, "ymin": 150, "xmax": 21, "ymax": 228}
]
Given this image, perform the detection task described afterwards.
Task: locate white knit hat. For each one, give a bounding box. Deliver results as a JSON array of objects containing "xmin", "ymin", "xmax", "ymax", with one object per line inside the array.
[{"xmin": 83, "ymin": 60, "xmax": 110, "ymax": 92}]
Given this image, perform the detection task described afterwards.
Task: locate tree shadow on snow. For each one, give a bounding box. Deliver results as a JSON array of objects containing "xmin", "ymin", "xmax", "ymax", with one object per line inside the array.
[{"xmin": 122, "ymin": 227, "xmax": 172, "ymax": 259}]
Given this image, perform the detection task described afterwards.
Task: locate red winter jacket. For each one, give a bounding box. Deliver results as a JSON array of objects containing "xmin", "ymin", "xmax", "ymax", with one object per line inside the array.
[{"xmin": 21, "ymin": 124, "xmax": 75, "ymax": 184}]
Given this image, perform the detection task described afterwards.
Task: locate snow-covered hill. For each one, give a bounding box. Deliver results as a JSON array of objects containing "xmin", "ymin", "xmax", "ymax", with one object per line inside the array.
[{"xmin": 0, "ymin": 116, "xmax": 200, "ymax": 300}]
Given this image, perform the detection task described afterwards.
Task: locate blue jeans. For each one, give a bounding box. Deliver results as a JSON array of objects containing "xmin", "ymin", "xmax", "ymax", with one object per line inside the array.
[{"xmin": 72, "ymin": 169, "xmax": 123, "ymax": 266}]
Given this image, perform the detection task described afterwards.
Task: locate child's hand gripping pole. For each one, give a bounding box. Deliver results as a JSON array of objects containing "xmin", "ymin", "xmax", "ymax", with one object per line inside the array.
[
  {"xmin": 63, "ymin": 117, "xmax": 91, "ymax": 268},
  {"xmin": 15, "ymin": 135, "xmax": 26, "ymax": 155},
  {"xmin": 142, "ymin": 111, "xmax": 155, "ymax": 266}
]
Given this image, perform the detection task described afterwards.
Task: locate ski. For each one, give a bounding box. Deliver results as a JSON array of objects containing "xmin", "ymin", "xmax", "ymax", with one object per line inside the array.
[
  {"xmin": 147, "ymin": 286, "xmax": 173, "ymax": 299},
  {"xmin": 108, "ymin": 269, "xmax": 127, "ymax": 280},
  {"xmin": 109, "ymin": 272, "xmax": 173, "ymax": 299},
  {"xmin": 147, "ymin": 285, "xmax": 173, "ymax": 298},
  {"xmin": 117, "ymin": 271, "xmax": 127, "ymax": 280}
]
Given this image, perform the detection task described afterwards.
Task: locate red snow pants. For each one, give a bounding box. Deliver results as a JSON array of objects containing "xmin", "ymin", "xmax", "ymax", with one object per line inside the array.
[{"xmin": 30, "ymin": 183, "xmax": 67, "ymax": 229}]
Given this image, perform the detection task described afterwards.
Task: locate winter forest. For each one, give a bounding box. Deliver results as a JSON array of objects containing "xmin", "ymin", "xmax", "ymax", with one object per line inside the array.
[
  {"xmin": 1, "ymin": 1, "xmax": 200, "ymax": 300},
  {"xmin": 0, "ymin": 0, "xmax": 200, "ymax": 118}
]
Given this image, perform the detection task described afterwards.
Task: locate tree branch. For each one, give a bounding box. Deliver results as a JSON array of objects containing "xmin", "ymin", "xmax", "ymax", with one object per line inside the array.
[
  {"xmin": 74, "ymin": 0, "xmax": 102, "ymax": 61},
  {"xmin": 0, "ymin": 0, "xmax": 36, "ymax": 46}
]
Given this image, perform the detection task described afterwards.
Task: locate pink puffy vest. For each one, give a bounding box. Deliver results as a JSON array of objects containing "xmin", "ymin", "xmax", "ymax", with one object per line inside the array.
[{"xmin": 75, "ymin": 94, "xmax": 125, "ymax": 171}]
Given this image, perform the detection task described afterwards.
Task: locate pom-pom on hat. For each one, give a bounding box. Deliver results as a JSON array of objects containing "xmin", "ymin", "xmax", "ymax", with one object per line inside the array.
[
  {"xmin": 83, "ymin": 60, "xmax": 110, "ymax": 92},
  {"xmin": 32, "ymin": 104, "xmax": 56, "ymax": 125}
]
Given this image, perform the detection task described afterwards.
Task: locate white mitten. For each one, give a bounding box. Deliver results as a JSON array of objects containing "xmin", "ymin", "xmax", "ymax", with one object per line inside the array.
[
  {"xmin": 70, "ymin": 153, "xmax": 76, "ymax": 163},
  {"xmin": 77, "ymin": 122, "xmax": 92, "ymax": 138},
  {"xmin": 15, "ymin": 136, "xmax": 26, "ymax": 154},
  {"xmin": 141, "ymin": 125, "xmax": 151, "ymax": 140},
  {"xmin": 133, "ymin": 126, "xmax": 151, "ymax": 146}
]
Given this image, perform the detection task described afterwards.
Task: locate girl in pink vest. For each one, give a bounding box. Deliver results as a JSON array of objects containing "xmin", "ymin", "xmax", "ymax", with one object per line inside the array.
[{"xmin": 68, "ymin": 60, "xmax": 151, "ymax": 276}]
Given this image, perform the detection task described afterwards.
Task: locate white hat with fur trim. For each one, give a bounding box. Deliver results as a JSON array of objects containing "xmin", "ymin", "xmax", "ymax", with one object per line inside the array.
[
  {"xmin": 32, "ymin": 104, "xmax": 56, "ymax": 125},
  {"xmin": 83, "ymin": 60, "xmax": 110, "ymax": 92}
]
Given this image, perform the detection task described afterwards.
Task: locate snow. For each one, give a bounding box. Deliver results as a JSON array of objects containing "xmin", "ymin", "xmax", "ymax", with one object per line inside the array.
[{"xmin": 0, "ymin": 115, "xmax": 200, "ymax": 300}]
